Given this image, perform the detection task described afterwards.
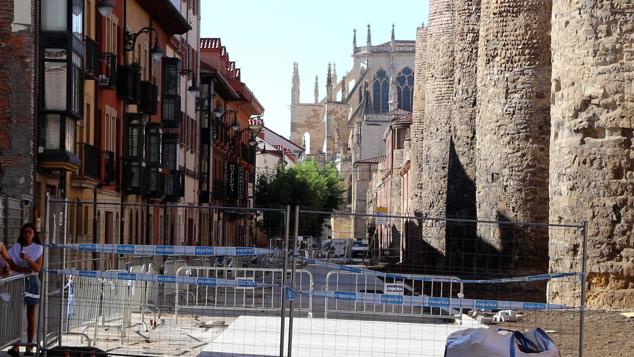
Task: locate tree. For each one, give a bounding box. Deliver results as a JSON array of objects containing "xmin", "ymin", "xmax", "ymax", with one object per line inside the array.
[{"xmin": 255, "ymin": 160, "xmax": 345, "ymax": 238}]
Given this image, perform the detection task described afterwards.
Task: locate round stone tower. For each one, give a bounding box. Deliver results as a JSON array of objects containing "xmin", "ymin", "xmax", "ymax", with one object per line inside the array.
[
  {"xmin": 550, "ymin": 1, "xmax": 634, "ymax": 308},
  {"xmin": 417, "ymin": 0, "xmax": 455, "ymax": 255},
  {"xmin": 476, "ymin": 0, "xmax": 552, "ymax": 273}
]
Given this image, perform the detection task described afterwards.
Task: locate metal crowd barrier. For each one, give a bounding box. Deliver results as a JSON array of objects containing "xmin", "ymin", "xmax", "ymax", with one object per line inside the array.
[
  {"xmin": 324, "ymin": 271, "xmax": 463, "ymax": 320},
  {"xmin": 174, "ymin": 266, "xmax": 314, "ymax": 321},
  {"xmin": 0, "ymin": 274, "xmax": 25, "ymax": 350}
]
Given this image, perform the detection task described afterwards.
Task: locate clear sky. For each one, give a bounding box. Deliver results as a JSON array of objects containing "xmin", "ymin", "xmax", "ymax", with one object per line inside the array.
[{"xmin": 200, "ymin": 0, "xmax": 429, "ymax": 138}]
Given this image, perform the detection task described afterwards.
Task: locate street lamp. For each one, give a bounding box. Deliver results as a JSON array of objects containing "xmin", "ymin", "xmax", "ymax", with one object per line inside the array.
[
  {"xmin": 180, "ymin": 69, "xmax": 200, "ymax": 97},
  {"xmin": 97, "ymin": 0, "xmax": 115, "ymax": 17},
  {"xmin": 124, "ymin": 27, "xmax": 164, "ymax": 59}
]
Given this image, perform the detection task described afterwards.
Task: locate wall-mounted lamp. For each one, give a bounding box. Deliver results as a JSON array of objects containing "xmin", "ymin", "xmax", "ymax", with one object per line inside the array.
[
  {"xmin": 125, "ymin": 27, "xmax": 163, "ymax": 60},
  {"xmin": 180, "ymin": 70, "xmax": 200, "ymax": 97},
  {"xmin": 97, "ymin": 0, "xmax": 115, "ymax": 17}
]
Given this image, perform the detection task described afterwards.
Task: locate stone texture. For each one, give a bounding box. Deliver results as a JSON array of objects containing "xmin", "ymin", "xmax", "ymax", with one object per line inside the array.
[
  {"xmin": 408, "ymin": 25, "xmax": 427, "ymax": 213},
  {"xmin": 0, "ymin": 0, "xmax": 35, "ymax": 202},
  {"xmin": 549, "ymin": 1, "xmax": 634, "ymax": 308},
  {"xmin": 448, "ymin": 0, "xmax": 480, "ymax": 220},
  {"xmin": 418, "ymin": 1, "xmax": 455, "ymax": 254},
  {"xmin": 475, "ymin": 0, "xmax": 551, "ymax": 273}
]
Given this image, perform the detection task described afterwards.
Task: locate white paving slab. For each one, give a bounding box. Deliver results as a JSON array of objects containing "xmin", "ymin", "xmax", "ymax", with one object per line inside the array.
[{"xmin": 200, "ymin": 315, "xmax": 480, "ymax": 357}]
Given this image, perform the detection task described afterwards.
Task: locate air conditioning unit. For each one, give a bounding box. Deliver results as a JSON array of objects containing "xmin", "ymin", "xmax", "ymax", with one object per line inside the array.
[{"xmin": 98, "ymin": 75, "xmax": 111, "ymax": 87}]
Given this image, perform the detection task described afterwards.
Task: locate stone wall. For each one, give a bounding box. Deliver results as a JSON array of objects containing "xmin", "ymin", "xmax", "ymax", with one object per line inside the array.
[
  {"xmin": 419, "ymin": 1, "xmax": 455, "ymax": 254},
  {"xmin": 0, "ymin": 0, "xmax": 35, "ymax": 202},
  {"xmin": 409, "ymin": 26, "xmax": 427, "ymax": 215},
  {"xmin": 475, "ymin": 0, "xmax": 551, "ymax": 273},
  {"xmin": 549, "ymin": 1, "xmax": 634, "ymax": 308},
  {"xmin": 448, "ymin": 0, "xmax": 480, "ymax": 220},
  {"xmin": 290, "ymin": 104, "xmax": 326, "ymax": 154}
]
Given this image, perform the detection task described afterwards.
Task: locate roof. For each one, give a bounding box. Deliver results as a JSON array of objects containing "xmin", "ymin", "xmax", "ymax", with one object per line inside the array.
[
  {"xmin": 261, "ymin": 127, "xmax": 305, "ymax": 154},
  {"xmin": 354, "ymin": 155, "xmax": 385, "ymax": 165},
  {"xmin": 136, "ymin": 0, "xmax": 191, "ymax": 35}
]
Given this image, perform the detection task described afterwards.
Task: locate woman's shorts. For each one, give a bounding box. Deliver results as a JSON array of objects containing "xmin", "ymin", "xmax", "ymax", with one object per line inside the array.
[{"xmin": 24, "ymin": 275, "xmax": 41, "ymax": 305}]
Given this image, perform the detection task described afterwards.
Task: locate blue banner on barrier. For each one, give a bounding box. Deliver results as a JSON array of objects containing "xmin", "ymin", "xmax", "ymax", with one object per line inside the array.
[
  {"xmin": 45, "ymin": 268, "xmax": 574, "ymax": 312},
  {"xmin": 47, "ymin": 243, "xmax": 280, "ymax": 257}
]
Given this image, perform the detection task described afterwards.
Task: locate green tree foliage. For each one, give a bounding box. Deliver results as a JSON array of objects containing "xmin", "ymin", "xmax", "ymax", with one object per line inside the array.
[{"xmin": 255, "ymin": 160, "xmax": 345, "ymax": 238}]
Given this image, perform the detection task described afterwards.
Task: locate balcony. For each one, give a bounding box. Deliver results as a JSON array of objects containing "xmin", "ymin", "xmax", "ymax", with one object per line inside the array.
[
  {"xmin": 164, "ymin": 170, "xmax": 184, "ymax": 202},
  {"xmin": 146, "ymin": 167, "xmax": 164, "ymax": 199},
  {"xmin": 162, "ymin": 95, "xmax": 181, "ymax": 128},
  {"xmin": 123, "ymin": 159, "xmax": 145, "ymax": 195},
  {"xmin": 117, "ymin": 63, "xmax": 141, "ymax": 103},
  {"xmin": 103, "ymin": 150, "xmax": 116, "ymax": 184},
  {"xmin": 138, "ymin": 81, "xmax": 158, "ymax": 115},
  {"xmin": 84, "ymin": 37, "xmax": 99, "ymax": 79},
  {"xmin": 80, "ymin": 143, "xmax": 100, "ymax": 180},
  {"xmin": 135, "ymin": 0, "xmax": 191, "ymax": 35},
  {"xmin": 98, "ymin": 53, "xmax": 117, "ymax": 89}
]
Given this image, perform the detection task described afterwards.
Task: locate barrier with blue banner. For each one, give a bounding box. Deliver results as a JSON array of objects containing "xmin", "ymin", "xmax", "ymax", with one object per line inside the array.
[
  {"xmin": 306, "ymin": 290, "xmax": 572, "ymax": 311},
  {"xmin": 46, "ymin": 243, "xmax": 280, "ymax": 257},
  {"xmin": 301, "ymin": 257, "xmax": 582, "ymax": 285},
  {"xmin": 45, "ymin": 269, "xmax": 574, "ymax": 312}
]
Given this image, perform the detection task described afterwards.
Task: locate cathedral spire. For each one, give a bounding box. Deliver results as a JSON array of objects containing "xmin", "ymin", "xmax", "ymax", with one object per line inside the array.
[
  {"xmin": 367, "ymin": 24, "xmax": 372, "ymax": 47},
  {"xmin": 314, "ymin": 75, "xmax": 319, "ymax": 104},
  {"xmin": 292, "ymin": 62, "xmax": 300, "ymax": 105},
  {"xmin": 341, "ymin": 77, "xmax": 348, "ymax": 101},
  {"xmin": 353, "ymin": 29, "xmax": 357, "ymax": 52},
  {"xmin": 391, "ymin": 24, "xmax": 395, "ymax": 50},
  {"xmin": 332, "ymin": 63, "xmax": 337, "ymax": 87},
  {"xmin": 326, "ymin": 63, "xmax": 333, "ymax": 102}
]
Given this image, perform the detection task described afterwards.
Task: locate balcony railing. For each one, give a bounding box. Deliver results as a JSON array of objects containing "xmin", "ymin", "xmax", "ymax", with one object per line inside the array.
[
  {"xmin": 81, "ymin": 143, "xmax": 100, "ymax": 179},
  {"xmin": 84, "ymin": 37, "xmax": 99, "ymax": 79},
  {"xmin": 98, "ymin": 53, "xmax": 117, "ymax": 89}
]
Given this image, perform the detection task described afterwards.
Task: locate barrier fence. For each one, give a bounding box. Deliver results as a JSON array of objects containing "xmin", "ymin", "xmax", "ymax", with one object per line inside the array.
[
  {"xmin": 3, "ymin": 199, "xmax": 587, "ymax": 356},
  {"xmin": 0, "ymin": 274, "xmax": 25, "ymax": 350}
]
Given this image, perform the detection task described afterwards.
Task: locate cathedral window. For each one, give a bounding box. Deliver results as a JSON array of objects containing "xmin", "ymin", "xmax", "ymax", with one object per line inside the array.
[
  {"xmin": 396, "ymin": 67, "xmax": 414, "ymax": 112},
  {"xmin": 372, "ymin": 69, "xmax": 389, "ymax": 113}
]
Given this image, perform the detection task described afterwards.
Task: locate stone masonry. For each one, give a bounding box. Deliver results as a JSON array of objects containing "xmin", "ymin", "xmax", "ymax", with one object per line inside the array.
[
  {"xmin": 418, "ymin": 0, "xmax": 455, "ymax": 254},
  {"xmin": 448, "ymin": 0, "xmax": 480, "ymax": 221},
  {"xmin": 475, "ymin": 0, "xmax": 551, "ymax": 273},
  {"xmin": 408, "ymin": 25, "xmax": 427, "ymax": 215},
  {"xmin": 0, "ymin": 0, "xmax": 35, "ymax": 202},
  {"xmin": 549, "ymin": 1, "xmax": 634, "ymax": 308}
]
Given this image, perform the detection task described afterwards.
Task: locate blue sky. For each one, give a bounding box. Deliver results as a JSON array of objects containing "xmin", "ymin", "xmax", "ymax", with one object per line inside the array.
[{"xmin": 200, "ymin": 0, "xmax": 429, "ymax": 138}]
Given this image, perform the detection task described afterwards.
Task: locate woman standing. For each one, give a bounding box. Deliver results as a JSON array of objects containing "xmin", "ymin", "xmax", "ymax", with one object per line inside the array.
[
  {"xmin": 6, "ymin": 223, "xmax": 43, "ymax": 357},
  {"xmin": 0, "ymin": 242, "xmax": 10, "ymax": 276}
]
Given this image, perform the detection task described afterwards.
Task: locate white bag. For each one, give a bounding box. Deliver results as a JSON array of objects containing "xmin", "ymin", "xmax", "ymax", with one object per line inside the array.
[{"xmin": 444, "ymin": 327, "xmax": 560, "ymax": 357}]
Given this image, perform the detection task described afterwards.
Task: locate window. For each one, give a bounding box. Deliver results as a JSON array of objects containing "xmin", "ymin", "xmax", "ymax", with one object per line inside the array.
[
  {"xmin": 45, "ymin": 115, "xmax": 61, "ymax": 150},
  {"xmin": 44, "ymin": 49, "xmax": 67, "ymax": 111},
  {"xmin": 396, "ymin": 67, "xmax": 414, "ymax": 112},
  {"xmin": 372, "ymin": 69, "xmax": 389, "ymax": 113},
  {"xmin": 146, "ymin": 125, "xmax": 162, "ymax": 165},
  {"xmin": 65, "ymin": 117, "xmax": 76, "ymax": 153},
  {"xmin": 127, "ymin": 125, "xmax": 140, "ymax": 157},
  {"xmin": 71, "ymin": 0, "xmax": 83, "ymax": 39},
  {"xmin": 163, "ymin": 59, "xmax": 180, "ymax": 96},
  {"xmin": 71, "ymin": 52, "xmax": 83, "ymax": 115},
  {"xmin": 163, "ymin": 135, "xmax": 178, "ymax": 170},
  {"xmin": 42, "ymin": 0, "xmax": 67, "ymax": 31}
]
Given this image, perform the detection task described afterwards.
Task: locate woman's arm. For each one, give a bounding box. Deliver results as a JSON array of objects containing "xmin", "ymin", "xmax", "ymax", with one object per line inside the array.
[
  {"xmin": 23, "ymin": 254, "xmax": 43, "ymax": 273},
  {"xmin": 0, "ymin": 244, "xmax": 10, "ymax": 265}
]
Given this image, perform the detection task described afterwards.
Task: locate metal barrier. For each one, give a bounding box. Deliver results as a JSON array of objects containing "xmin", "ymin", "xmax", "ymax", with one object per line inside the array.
[
  {"xmin": 324, "ymin": 270, "xmax": 463, "ymax": 320},
  {"xmin": 100, "ymin": 270, "xmax": 128, "ymax": 342},
  {"xmin": 63, "ymin": 275, "xmax": 102, "ymax": 345},
  {"xmin": 174, "ymin": 266, "xmax": 314, "ymax": 321},
  {"xmin": 0, "ymin": 274, "xmax": 25, "ymax": 349}
]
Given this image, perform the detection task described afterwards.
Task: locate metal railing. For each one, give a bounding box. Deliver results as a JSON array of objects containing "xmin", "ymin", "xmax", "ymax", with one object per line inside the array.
[
  {"xmin": 324, "ymin": 270, "xmax": 463, "ymax": 321},
  {"xmin": 174, "ymin": 266, "xmax": 314, "ymax": 321},
  {"xmin": 0, "ymin": 274, "xmax": 25, "ymax": 349}
]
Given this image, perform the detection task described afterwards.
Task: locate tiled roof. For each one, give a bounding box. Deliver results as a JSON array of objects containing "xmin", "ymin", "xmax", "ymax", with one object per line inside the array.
[{"xmin": 355, "ymin": 155, "xmax": 386, "ymax": 165}]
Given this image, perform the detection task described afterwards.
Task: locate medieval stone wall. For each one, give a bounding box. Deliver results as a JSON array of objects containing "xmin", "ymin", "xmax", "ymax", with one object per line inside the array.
[
  {"xmin": 549, "ymin": 1, "xmax": 634, "ymax": 308},
  {"xmin": 418, "ymin": 0, "xmax": 455, "ymax": 254},
  {"xmin": 409, "ymin": 26, "xmax": 427, "ymax": 215},
  {"xmin": 290, "ymin": 104, "xmax": 326, "ymax": 154},
  {"xmin": 475, "ymin": 0, "xmax": 551, "ymax": 273},
  {"xmin": 448, "ymin": 0, "xmax": 480, "ymax": 221}
]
